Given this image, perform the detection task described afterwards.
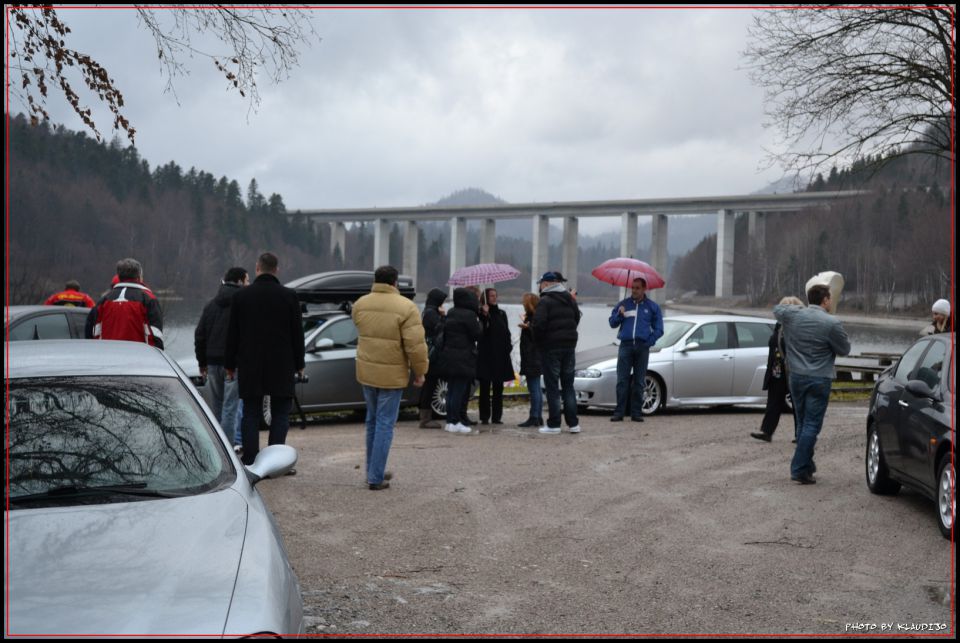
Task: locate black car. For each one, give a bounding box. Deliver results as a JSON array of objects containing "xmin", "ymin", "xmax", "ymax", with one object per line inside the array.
[
  {"xmin": 865, "ymin": 332, "xmax": 954, "ymax": 538},
  {"xmin": 5, "ymin": 305, "xmax": 90, "ymax": 341}
]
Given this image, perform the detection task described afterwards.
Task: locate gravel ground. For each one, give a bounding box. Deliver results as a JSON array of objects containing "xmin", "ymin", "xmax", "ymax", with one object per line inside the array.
[{"xmin": 257, "ymin": 401, "xmax": 955, "ymax": 637}]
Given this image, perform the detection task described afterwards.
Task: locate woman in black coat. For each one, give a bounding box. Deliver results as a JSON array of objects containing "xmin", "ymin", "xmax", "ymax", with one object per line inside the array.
[
  {"xmin": 517, "ymin": 292, "xmax": 543, "ymax": 427},
  {"xmin": 437, "ymin": 288, "xmax": 482, "ymax": 432},
  {"xmin": 750, "ymin": 296, "xmax": 801, "ymax": 443},
  {"xmin": 476, "ymin": 288, "xmax": 514, "ymax": 425},
  {"xmin": 418, "ymin": 288, "xmax": 448, "ymax": 428}
]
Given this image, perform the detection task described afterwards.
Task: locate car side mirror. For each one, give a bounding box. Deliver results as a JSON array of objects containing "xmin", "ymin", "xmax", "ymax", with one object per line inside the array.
[
  {"xmin": 245, "ymin": 444, "xmax": 298, "ymax": 485},
  {"xmin": 309, "ymin": 338, "xmax": 335, "ymax": 353},
  {"xmin": 905, "ymin": 379, "xmax": 938, "ymax": 400},
  {"xmin": 680, "ymin": 341, "xmax": 700, "ymax": 353}
]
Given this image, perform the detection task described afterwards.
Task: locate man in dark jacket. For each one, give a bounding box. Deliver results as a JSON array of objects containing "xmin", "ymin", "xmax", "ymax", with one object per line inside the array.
[
  {"xmin": 225, "ymin": 253, "xmax": 305, "ymax": 465},
  {"xmin": 532, "ymin": 271, "xmax": 582, "ymax": 435},
  {"xmin": 87, "ymin": 258, "xmax": 164, "ymax": 349},
  {"xmin": 477, "ymin": 287, "xmax": 514, "ymax": 425},
  {"xmin": 419, "ymin": 288, "xmax": 448, "ymax": 428},
  {"xmin": 195, "ymin": 267, "xmax": 249, "ymax": 452}
]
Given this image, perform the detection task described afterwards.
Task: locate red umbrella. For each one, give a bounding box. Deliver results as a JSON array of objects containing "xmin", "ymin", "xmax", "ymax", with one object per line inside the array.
[
  {"xmin": 447, "ymin": 263, "xmax": 520, "ymax": 287},
  {"xmin": 591, "ymin": 258, "xmax": 665, "ymax": 289}
]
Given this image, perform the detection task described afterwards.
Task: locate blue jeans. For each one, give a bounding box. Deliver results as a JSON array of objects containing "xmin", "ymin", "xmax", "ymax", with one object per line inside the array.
[
  {"xmin": 208, "ymin": 364, "xmax": 240, "ymax": 446},
  {"xmin": 789, "ymin": 374, "xmax": 833, "ymax": 478},
  {"xmin": 614, "ymin": 342, "xmax": 650, "ymax": 418},
  {"xmin": 362, "ymin": 386, "xmax": 403, "ymax": 485},
  {"xmin": 541, "ymin": 348, "xmax": 578, "ymax": 429},
  {"xmin": 445, "ymin": 378, "xmax": 471, "ymax": 425},
  {"xmin": 527, "ymin": 375, "xmax": 543, "ymax": 420},
  {"xmin": 240, "ymin": 395, "xmax": 292, "ymax": 465}
]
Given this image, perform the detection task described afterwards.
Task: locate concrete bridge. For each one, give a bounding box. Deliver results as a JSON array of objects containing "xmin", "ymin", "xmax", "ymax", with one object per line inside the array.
[{"xmin": 300, "ymin": 191, "xmax": 863, "ymax": 301}]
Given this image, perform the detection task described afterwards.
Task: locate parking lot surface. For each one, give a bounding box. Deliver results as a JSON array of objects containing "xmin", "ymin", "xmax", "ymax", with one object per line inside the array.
[{"xmin": 257, "ymin": 401, "xmax": 955, "ymax": 636}]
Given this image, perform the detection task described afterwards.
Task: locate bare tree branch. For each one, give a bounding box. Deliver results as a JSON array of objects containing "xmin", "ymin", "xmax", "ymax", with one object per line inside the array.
[
  {"xmin": 743, "ymin": 6, "xmax": 955, "ymax": 177},
  {"xmin": 6, "ymin": 5, "xmax": 319, "ymax": 142}
]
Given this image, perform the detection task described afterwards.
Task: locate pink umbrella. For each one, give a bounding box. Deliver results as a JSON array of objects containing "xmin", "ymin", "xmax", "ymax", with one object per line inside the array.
[
  {"xmin": 591, "ymin": 258, "xmax": 665, "ymax": 289},
  {"xmin": 447, "ymin": 263, "xmax": 521, "ymax": 287}
]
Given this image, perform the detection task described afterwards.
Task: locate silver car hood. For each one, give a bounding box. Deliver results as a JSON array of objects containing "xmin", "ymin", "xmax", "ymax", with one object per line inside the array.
[{"xmin": 7, "ymin": 489, "xmax": 247, "ymax": 636}]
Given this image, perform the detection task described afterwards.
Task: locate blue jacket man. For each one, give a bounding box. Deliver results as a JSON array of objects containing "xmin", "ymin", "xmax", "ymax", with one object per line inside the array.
[{"xmin": 608, "ymin": 277, "xmax": 664, "ymax": 421}]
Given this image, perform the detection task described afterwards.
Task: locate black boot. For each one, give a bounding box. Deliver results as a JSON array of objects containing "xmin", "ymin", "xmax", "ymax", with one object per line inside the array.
[{"xmin": 518, "ymin": 417, "xmax": 538, "ymax": 427}]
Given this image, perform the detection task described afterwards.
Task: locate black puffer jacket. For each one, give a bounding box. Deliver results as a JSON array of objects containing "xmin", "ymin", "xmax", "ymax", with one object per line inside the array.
[
  {"xmin": 532, "ymin": 286, "xmax": 581, "ymax": 350},
  {"xmin": 421, "ymin": 288, "xmax": 447, "ymax": 341},
  {"xmin": 194, "ymin": 282, "xmax": 242, "ymax": 368},
  {"xmin": 436, "ymin": 288, "xmax": 482, "ymax": 379}
]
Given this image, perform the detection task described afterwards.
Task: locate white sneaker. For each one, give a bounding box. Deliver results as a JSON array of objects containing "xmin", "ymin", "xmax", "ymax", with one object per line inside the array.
[
  {"xmin": 445, "ymin": 423, "xmax": 459, "ymax": 433},
  {"xmin": 538, "ymin": 426, "xmax": 561, "ymax": 435},
  {"xmin": 455, "ymin": 423, "xmax": 472, "ymax": 434},
  {"xmin": 568, "ymin": 425, "xmax": 581, "ymax": 434}
]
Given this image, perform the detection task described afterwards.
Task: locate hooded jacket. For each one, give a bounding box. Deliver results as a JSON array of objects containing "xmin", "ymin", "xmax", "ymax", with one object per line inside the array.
[
  {"xmin": 532, "ymin": 285, "xmax": 581, "ymax": 350},
  {"xmin": 352, "ymin": 283, "xmax": 429, "ymax": 389},
  {"xmin": 436, "ymin": 288, "xmax": 482, "ymax": 379},
  {"xmin": 422, "ymin": 288, "xmax": 448, "ymax": 341},
  {"xmin": 195, "ymin": 281, "xmax": 243, "ymax": 368}
]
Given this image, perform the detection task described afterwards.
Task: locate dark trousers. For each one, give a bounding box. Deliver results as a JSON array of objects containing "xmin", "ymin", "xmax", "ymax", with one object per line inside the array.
[
  {"xmin": 615, "ymin": 341, "xmax": 650, "ymax": 418},
  {"xmin": 240, "ymin": 395, "xmax": 292, "ymax": 465},
  {"xmin": 760, "ymin": 375, "xmax": 796, "ymax": 438},
  {"xmin": 418, "ymin": 372, "xmax": 440, "ymax": 411},
  {"xmin": 541, "ymin": 348, "xmax": 579, "ymax": 429},
  {"xmin": 479, "ymin": 379, "xmax": 504, "ymax": 422},
  {"xmin": 445, "ymin": 378, "xmax": 471, "ymax": 425}
]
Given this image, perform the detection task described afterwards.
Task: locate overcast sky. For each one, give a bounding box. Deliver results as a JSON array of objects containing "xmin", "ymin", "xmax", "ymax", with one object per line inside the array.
[{"xmin": 24, "ymin": 6, "xmax": 790, "ymax": 235}]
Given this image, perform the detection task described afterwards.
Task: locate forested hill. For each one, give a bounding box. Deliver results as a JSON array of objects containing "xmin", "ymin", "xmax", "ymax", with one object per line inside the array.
[
  {"xmin": 670, "ymin": 152, "xmax": 952, "ymax": 313},
  {"xmin": 7, "ymin": 114, "xmax": 351, "ymax": 304}
]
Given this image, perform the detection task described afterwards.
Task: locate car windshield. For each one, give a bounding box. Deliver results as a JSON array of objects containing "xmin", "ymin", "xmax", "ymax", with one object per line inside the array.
[
  {"xmin": 6, "ymin": 376, "xmax": 233, "ymax": 507},
  {"xmin": 654, "ymin": 320, "xmax": 695, "ymax": 349}
]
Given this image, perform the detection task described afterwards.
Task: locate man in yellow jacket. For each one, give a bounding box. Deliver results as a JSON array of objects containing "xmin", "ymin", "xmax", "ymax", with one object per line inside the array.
[{"xmin": 352, "ymin": 265, "xmax": 429, "ymax": 490}]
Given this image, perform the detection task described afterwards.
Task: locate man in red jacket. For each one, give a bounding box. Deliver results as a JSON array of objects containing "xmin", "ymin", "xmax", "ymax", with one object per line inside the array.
[
  {"xmin": 45, "ymin": 280, "xmax": 96, "ymax": 308},
  {"xmin": 86, "ymin": 258, "xmax": 164, "ymax": 349}
]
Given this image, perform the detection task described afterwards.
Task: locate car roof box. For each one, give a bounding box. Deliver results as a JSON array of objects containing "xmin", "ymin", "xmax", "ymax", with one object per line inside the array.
[{"xmin": 288, "ymin": 270, "xmax": 415, "ymax": 304}]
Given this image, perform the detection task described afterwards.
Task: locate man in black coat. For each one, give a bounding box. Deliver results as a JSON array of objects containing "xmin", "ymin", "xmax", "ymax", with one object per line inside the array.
[
  {"xmin": 225, "ymin": 252, "xmax": 305, "ymax": 465},
  {"xmin": 419, "ymin": 288, "xmax": 448, "ymax": 428},
  {"xmin": 532, "ymin": 271, "xmax": 582, "ymax": 435},
  {"xmin": 195, "ymin": 266, "xmax": 248, "ymax": 452},
  {"xmin": 477, "ymin": 287, "xmax": 514, "ymax": 425}
]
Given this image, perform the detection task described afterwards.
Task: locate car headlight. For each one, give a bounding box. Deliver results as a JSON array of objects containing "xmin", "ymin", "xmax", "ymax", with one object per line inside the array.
[{"xmin": 575, "ymin": 368, "xmax": 603, "ymax": 378}]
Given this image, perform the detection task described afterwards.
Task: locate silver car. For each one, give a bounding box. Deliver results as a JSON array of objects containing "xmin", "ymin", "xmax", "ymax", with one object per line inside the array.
[
  {"xmin": 574, "ymin": 314, "xmax": 776, "ymax": 415},
  {"xmin": 5, "ymin": 340, "xmax": 304, "ymax": 636},
  {"xmin": 5, "ymin": 305, "xmax": 91, "ymax": 340}
]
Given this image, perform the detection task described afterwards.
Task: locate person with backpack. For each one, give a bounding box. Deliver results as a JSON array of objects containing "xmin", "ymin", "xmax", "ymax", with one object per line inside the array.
[{"xmin": 418, "ymin": 288, "xmax": 448, "ymax": 428}]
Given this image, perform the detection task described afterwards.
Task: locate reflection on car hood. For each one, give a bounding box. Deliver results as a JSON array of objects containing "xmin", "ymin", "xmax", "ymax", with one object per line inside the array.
[
  {"xmin": 7, "ymin": 489, "xmax": 247, "ymax": 636},
  {"xmin": 575, "ymin": 344, "xmax": 619, "ymax": 370}
]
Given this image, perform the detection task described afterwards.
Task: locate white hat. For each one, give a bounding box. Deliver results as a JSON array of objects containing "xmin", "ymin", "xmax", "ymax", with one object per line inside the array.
[{"xmin": 932, "ymin": 299, "xmax": 951, "ymax": 316}]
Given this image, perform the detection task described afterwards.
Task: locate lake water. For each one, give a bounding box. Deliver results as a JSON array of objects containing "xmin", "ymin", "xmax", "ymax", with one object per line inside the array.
[{"xmin": 164, "ymin": 302, "xmax": 921, "ymax": 368}]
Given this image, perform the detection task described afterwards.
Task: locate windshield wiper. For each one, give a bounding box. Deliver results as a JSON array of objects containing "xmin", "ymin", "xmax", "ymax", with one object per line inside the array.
[{"xmin": 10, "ymin": 483, "xmax": 184, "ymax": 505}]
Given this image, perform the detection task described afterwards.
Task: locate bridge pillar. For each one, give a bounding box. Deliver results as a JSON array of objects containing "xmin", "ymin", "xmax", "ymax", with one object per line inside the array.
[
  {"xmin": 403, "ymin": 221, "xmax": 419, "ymax": 293},
  {"xmin": 562, "ymin": 217, "xmax": 578, "ymax": 291},
  {"xmin": 747, "ymin": 211, "xmax": 766, "ymax": 254},
  {"xmin": 480, "ymin": 218, "xmax": 496, "ymax": 265},
  {"xmin": 619, "ymin": 212, "xmax": 638, "ymax": 299},
  {"xmin": 450, "ymin": 216, "xmax": 467, "ymax": 292},
  {"xmin": 372, "ymin": 218, "xmax": 390, "ymax": 268},
  {"xmin": 715, "ymin": 209, "xmax": 735, "ymax": 298},
  {"xmin": 650, "ymin": 214, "xmax": 669, "ymax": 304},
  {"xmin": 531, "ymin": 215, "xmax": 550, "ymax": 292},
  {"xmin": 330, "ymin": 221, "xmax": 346, "ymax": 266}
]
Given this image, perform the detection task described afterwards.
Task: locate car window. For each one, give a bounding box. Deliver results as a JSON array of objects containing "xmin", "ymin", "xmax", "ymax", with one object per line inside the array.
[
  {"xmin": 734, "ymin": 322, "xmax": 773, "ymax": 349},
  {"xmin": 654, "ymin": 320, "xmax": 695, "ymax": 349},
  {"xmin": 317, "ymin": 318, "xmax": 359, "ymax": 348},
  {"xmin": 9, "ymin": 313, "xmax": 72, "ymax": 341},
  {"xmin": 686, "ymin": 322, "xmax": 729, "ymax": 351},
  {"xmin": 894, "ymin": 340, "xmax": 930, "ymax": 385},
  {"xmin": 7, "ymin": 376, "xmax": 233, "ymax": 506},
  {"xmin": 910, "ymin": 340, "xmax": 947, "ymax": 391}
]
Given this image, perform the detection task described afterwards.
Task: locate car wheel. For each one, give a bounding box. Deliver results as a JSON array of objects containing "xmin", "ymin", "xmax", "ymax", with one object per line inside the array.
[
  {"xmin": 865, "ymin": 424, "xmax": 900, "ymax": 495},
  {"xmin": 641, "ymin": 374, "xmax": 664, "ymax": 416},
  {"xmin": 431, "ymin": 379, "xmax": 448, "ymax": 418},
  {"xmin": 936, "ymin": 454, "xmax": 954, "ymax": 539}
]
